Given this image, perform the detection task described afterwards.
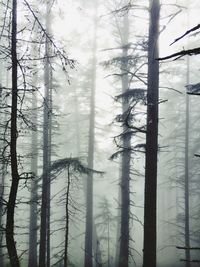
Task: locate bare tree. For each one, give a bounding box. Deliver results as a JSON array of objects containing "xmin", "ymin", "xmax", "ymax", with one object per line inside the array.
[
  {"xmin": 5, "ymin": 0, "xmax": 20, "ymax": 266},
  {"xmin": 143, "ymin": 1, "xmax": 160, "ymax": 267}
]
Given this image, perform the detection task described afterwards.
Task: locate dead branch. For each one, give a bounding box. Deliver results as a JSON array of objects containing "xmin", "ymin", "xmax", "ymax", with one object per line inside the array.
[{"xmin": 157, "ymin": 47, "xmax": 200, "ymax": 61}]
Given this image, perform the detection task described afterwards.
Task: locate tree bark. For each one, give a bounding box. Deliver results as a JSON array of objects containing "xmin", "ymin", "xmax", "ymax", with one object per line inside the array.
[
  {"xmin": 5, "ymin": 1, "xmax": 20, "ymax": 266},
  {"xmin": 143, "ymin": 1, "xmax": 160, "ymax": 267}
]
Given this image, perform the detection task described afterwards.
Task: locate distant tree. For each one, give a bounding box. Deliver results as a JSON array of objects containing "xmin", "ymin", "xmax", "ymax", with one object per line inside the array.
[
  {"xmin": 117, "ymin": 11, "xmax": 131, "ymax": 267},
  {"xmin": 39, "ymin": 1, "xmax": 53, "ymax": 266},
  {"xmin": 84, "ymin": 1, "xmax": 98, "ymax": 267},
  {"xmin": 28, "ymin": 79, "xmax": 39, "ymax": 267},
  {"xmin": 102, "ymin": 2, "xmax": 148, "ymax": 266},
  {"xmin": 95, "ymin": 197, "xmax": 116, "ymax": 267}
]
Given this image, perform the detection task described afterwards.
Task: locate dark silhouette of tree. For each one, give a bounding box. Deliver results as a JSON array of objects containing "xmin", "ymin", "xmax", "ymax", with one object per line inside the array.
[
  {"xmin": 143, "ymin": 1, "xmax": 160, "ymax": 267},
  {"xmin": 5, "ymin": 0, "xmax": 20, "ymax": 266}
]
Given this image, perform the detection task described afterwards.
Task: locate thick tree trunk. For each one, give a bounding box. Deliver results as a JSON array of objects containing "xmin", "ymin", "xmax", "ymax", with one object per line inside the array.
[
  {"xmin": 143, "ymin": 1, "xmax": 160, "ymax": 267},
  {"xmin": 28, "ymin": 91, "xmax": 38, "ymax": 267},
  {"xmin": 84, "ymin": 3, "xmax": 98, "ymax": 267},
  {"xmin": 118, "ymin": 12, "xmax": 131, "ymax": 267},
  {"xmin": 5, "ymin": 1, "xmax": 20, "ymax": 266}
]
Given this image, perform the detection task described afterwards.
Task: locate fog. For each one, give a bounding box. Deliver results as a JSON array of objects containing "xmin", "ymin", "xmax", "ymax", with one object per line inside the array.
[{"xmin": 0, "ymin": 0, "xmax": 200, "ymax": 267}]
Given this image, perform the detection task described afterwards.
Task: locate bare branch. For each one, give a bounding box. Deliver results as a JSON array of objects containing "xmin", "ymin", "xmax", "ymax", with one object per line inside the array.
[
  {"xmin": 170, "ymin": 24, "xmax": 200, "ymax": 45},
  {"xmin": 157, "ymin": 47, "xmax": 200, "ymax": 61}
]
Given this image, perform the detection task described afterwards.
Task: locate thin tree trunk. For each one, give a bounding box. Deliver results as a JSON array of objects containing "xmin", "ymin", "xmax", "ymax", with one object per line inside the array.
[
  {"xmin": 93, "ymin": 225, "xmax": 103, "ymax": 267},
  {"xmin": 114, "ymin": 185, "xmax": 121, "ymax": 267},
  {"xmin": 28, "ymin": 91, "xmax": 38, "ymax": 267},
  {"xmin": 5, "ymin": 0, "xmax": 20, "ymax": 266},
  {"xmin": 73, "ymin": 80, "xmax": 103, "ymax": 267},
  {"xmin": 118, "ymin": 11, "xmax": 130, "ymax": 267},
  {"xmin": 107, "ymin": 215, "xmax": 110, "ymax": 267},
  {"xmin": 184, "ymin": 3, "xmax": 191, "ymax": 265},
  {"xmin": 46, "ymin": 63, "xmax": 52, "ymax": 267},
  {"xmin": 184, "ymin": 54, "xmax": 190, "ymax": 267},
  {"xmin": 39, "ymin": 3, "xmax": 52, "ymax": 266},
  {"xmin": 143, "ymin": 1, "xmax": 160, "ymax": 267},
  {"xmin": 84, "ymin": 3, "xmax": 98, "ymax": 267},
  {"xmin": 64, "ymin": 165, "xmax": 70, "ymax": 267},
  {"xmin": 74, "ymin": 82, "xmax": 81, "ymax": 156}
]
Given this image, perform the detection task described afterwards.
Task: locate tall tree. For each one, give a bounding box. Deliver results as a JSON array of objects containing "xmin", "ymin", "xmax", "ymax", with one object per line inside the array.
[
  {"xmin": 5, "ymin": 0, "xmax": 20, "ymax": 266},
  {"xmin": 184, "ymin": 58, "xmax": 190, "ymax": 267},
  {"xmin": 143, "ymin": 1, "xmax": 160, "ymax": 267},
  {"xmin": 84, "ymin": 2, "xmax": 98, "ymax": 267},
  {"xmin": 184, "ymin": 3, "xmax": 191, "ymax": 265},
  {"xmin": 118, "ymin": 10, "xmax": 131, "ymax": 267},
  {"xmin": 39, "ymin": 2, "xmax": 52, "ymax": 266}
]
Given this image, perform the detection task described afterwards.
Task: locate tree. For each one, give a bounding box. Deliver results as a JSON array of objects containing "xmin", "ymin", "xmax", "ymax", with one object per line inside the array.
[
  {"xmin": 184, "ymin": 55, "xmax": 191, "ymax": 267},
  {"xmin": 5, "ymin": 0, "xmax": 20, "ymax": 266},
  {"xmin": 95, "ymin": 197, "xmax": 116, "ymax": 267},
  {"xmin": 28, "ymin": 87, "xmax": 39, "ymax": 267},
  {"xmin": 84, "ymin": 1, "xmax": 98, "ymax": 267},
  {"xmin": 143, "ymin": 1, "xmax": 160, "ymax": 267},
  {"xmin": 118, "ymin": 11, "xmax": 131, "ymax": 267}
]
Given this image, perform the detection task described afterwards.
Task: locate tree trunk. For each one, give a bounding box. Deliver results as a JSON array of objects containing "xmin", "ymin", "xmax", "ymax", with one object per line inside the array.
[
  {"xmin": 114, "ymin": 186, "xmax": 121, "ymax": 267},
  {"xmin": 28, "ymin": 90, "xmax": 38, "ymax": 267},
  {"xmin": 5, "ymin": 1, "xmax": 20, "ymax": 266},
  {"xmin": 143, "ymin": 1, "xmax": 160, "ymax": 267},
  {"xmin": 46, "ymin": 61, "xmax": 52, "ymax": 267},
  {"xmin": 64, "ymin": 165, "xmax": 70, "ymax": 267},
  {"xmin": 74, "ymin": 81, "xmax": 103, "ymax": 267},
  {"xmin": 84, "ymin": 3, "xmax": 98, "ymax": 267},
  {"xmin": 184, "ymin": 53, "xmax": 190, "ymax": 267},
  {"xmin": 184, "ymin": 3, "xmax": 191, "ymax": 265},
  {"xmin": 118, "ymin": 11, "xmax": 131, "ymax": 267},
  {"xmin": 39, "ymin": 3, "xmax": 52, "ymax": 267}
]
